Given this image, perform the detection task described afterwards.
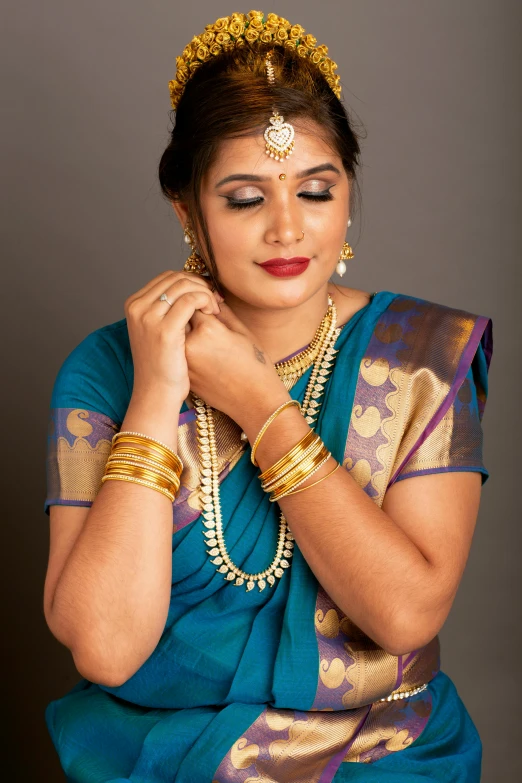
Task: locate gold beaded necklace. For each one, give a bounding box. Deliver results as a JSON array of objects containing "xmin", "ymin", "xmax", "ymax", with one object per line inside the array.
[{"xmin": 191, "ymin": 296, "xmax": 341, "ymax": 592}]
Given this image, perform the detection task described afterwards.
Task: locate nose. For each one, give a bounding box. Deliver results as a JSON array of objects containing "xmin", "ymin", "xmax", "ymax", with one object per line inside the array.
[{"xmin": 264, "ymin": 202, "xmax": 304, "ymax": 247}]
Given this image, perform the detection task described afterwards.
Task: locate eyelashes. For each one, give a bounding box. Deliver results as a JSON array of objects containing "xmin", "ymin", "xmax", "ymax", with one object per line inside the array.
[{"xmin": 225, "ymin": 191, "xmax": 334, "ymax": 211}]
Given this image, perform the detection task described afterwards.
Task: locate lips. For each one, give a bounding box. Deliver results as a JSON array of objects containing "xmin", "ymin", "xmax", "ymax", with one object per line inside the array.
[
  {"xmin": 257, "ymin": 257, "xmax": 311, "ymax": 278},
  {"xmin": 259, "ymin": 256, "xmax": 311, "ymax": 267}
]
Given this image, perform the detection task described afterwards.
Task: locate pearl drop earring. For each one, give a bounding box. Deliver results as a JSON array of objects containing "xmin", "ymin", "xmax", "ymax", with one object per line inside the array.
[{"xmin": 336, "ymin": 218, "xmax": 354, "ymax": 277}]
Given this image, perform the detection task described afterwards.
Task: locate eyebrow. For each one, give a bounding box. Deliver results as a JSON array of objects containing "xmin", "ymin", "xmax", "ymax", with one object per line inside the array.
[{"xmin": 214, "ymin": 163, "xmax": 341, "ymax": 188}]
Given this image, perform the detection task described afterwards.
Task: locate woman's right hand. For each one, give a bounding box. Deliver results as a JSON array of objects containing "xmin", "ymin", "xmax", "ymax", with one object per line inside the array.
[{"xmin": 124, "ymin": 270, "xmax": 224, "ymax": 409}]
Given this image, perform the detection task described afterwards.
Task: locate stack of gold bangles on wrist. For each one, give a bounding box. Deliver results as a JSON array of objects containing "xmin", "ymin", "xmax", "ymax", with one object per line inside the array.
[
  {"xmin": 252, "ymin": 400, "xmax": 340, "ymax": 502},
  {"xmin": 101, "ymin": 431, "xmax": 184, "ymax": 503}
]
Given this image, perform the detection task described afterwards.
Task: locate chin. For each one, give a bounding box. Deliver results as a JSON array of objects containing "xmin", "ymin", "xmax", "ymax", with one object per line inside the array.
[{"xmin": 256, "ymin": 282, "xmax": 313, "ymax": 309}]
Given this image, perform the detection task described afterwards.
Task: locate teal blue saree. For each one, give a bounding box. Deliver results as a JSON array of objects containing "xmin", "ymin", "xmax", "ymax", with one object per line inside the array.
[{"xmin": 44, "ymin": 290, "xmax": 492, "ymax": 782}]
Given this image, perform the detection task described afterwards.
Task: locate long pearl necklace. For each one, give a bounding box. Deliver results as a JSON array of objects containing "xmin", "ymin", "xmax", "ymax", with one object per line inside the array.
[{"xmin": 192, "ymin": 296, "xmax": 341, "ymax": 592}]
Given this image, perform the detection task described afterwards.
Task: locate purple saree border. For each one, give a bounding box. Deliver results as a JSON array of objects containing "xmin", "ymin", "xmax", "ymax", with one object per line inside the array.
[
  {"xmin": 388, "ymin": 314, "xmax": 492, "ymax": 487},
  {"xmin": 45, "ymin": 498, "xmax": 93, "ymax": 509},
  {"xmin": 482, "ymin": 317, "xmax": 493, "ymax": 369},
  {"xmin": 394, "ymin": 654, "xmax": 404, "ymax": 691},
  {"xmin": 403, "ymin": 650, "xmax": 418, "ymax": 668},
  {"xmin": 396, "ymin": 465, "xmax": 488, "ymax": 483}
]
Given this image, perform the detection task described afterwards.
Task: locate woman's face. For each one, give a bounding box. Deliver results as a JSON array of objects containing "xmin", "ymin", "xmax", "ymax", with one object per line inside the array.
[{"xmin": 195, "ymin": 120, "xmax": 351, "ymax": 310}]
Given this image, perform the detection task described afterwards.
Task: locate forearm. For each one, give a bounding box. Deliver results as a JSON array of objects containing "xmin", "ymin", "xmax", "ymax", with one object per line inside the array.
[
  {"xmin": 49, "ymin": 393, "xmax": 182, "ymax": 685},
  {"xmin": 240, "ymin": 394, "xmax": 438, "ymax": 654}
]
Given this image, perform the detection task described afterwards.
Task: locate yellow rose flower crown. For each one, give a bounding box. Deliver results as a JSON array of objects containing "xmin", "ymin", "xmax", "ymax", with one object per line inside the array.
[{"xmin": 168, "ymin": 10, "xmax": 342, "ymax": 119}]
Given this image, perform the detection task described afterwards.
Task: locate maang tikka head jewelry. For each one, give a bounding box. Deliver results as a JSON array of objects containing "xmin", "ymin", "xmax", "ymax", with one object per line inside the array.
[
  {"xmin": 264, "ymin": 51, "xmax": 295, "ymax": 162},
  {"xmin": 182, "ymin": 222, "xmax": 209, "ymax": 276}
]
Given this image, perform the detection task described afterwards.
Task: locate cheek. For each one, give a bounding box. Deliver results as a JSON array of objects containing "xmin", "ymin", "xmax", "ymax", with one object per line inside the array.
[
  {"xmin": 307, "ymin": 202, "xmax": 348, "ymax": 248},
  {"xmin": 207, "ymin": 213, "xmax": 255, "ymax": 267}
]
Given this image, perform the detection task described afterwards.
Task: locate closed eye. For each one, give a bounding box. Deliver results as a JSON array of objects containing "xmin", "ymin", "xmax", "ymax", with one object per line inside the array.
[{"xmin": 225, "ymin": 190, "xmax": 335, "ymax": 211}]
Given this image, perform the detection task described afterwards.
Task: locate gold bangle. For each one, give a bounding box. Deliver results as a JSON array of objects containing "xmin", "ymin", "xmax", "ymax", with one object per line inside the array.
[
  {"xmin": 107, "ymin": 451, "xmax": 179, "ymax": 476},
  {"xmin": 113, "ymin": 430, "xmax": 176, "ymax": 453},
  {"xmin": 113, "ymin": 432, "xmax": 183, "ymax": 474},
  {"xmin": 107, "ymin": 451, "xmax": 178, "ymax": 478},
  {"xmin": 270, "ymin": 454, "xmax": 332, "ymax": 501},
  {"xmin": 111, "ymin": 443, "xmax": 182, "ymax": 473},
  {"xmin": 103, "ymin": 464, "xmax": 179, "ymax": 493},
  {"xmin": 105, "ymin": 459, "xmax": 180, "ymax": 492},
  {"xmin": 102, "ymin": 467, "xmax": 175, "ymax": 489},
  {"xmin": 106, "ymin": 455, "xmax": 179, "ymax": 482},
  {"xmin": 251, "ymin": 400, "xmax": 301, "ymax": 467},
  {"xmin": 269, "ymin": 449, "xmax": 331, "ymax": 500},
  {"xmin": 260, "ymin": 438, "xmax": 327, "ymax": 491},
  {"xmin": 112, "ymin": 438, "xmax": 183, "ymax": 474},
  {"xmin": 281, "ymin": 461, "xmax": 341, "ymax": 497},
  {"xmin": 101, "ymin": 473, "xmax": 175, "ymax": 502},
  {"xmin": 258, "ymin": 429, "xmax": 318, "ymax": 481}
]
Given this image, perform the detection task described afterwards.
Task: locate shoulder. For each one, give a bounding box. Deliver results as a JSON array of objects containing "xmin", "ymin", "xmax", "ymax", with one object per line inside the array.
[
  {"xmin": 378, "ymin": 291, "xmax": 492, "ymax": 363},
  {"xmin": 50, "ymin": 317, "xmax": 133, "ymax": 423},
  {"xmin": 362, "ymin": 290, "xmax": 493, "ymax": 429},
  {"xmin": 386, "ymin": 290, "xmax": 491, "ymax": 323}
]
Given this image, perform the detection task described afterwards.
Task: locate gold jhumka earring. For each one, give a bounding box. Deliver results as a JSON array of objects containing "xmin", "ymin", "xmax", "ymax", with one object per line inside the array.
[
  {"xmin": 335, "ymin": 218, "xmax": 354, "ymax": 277},
  {"xmin": 182, "ymin": 222, "xmax": 208, "ymax": 276}
]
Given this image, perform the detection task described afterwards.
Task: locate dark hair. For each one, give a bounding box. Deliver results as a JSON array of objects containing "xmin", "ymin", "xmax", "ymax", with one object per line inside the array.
[{"xmin": 158, "ymin": 44, "xmax": 364, "ymax": 294}]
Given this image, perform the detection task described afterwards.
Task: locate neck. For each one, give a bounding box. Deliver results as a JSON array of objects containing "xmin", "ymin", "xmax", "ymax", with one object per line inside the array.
[{"xmin": 221, "ymin": 285, "xmax": 333, "ymax": 364}]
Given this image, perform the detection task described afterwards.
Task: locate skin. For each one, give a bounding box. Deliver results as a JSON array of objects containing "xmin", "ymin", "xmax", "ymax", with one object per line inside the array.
[{"xmin": 44, "ymin": 120, "xmax": 482, "ymax": 685}]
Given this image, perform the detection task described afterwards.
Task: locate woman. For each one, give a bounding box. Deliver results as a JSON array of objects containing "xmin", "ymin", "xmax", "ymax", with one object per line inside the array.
[{"xmin": 43, "ymin": 11, "xmax": 493, "ymax": 782}]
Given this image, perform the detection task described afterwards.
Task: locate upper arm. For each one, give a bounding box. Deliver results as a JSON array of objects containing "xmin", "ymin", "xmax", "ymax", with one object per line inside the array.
[
  {"xmin": 382, "ymin": 470, "xmax": 482, "ymax": 616},
  {"xmin": 382, "ymin": 317, "xmax": 493, "ymax": 626},
  {"xmin": 43, "ymin": 322, "xmax": 131, "ymax": 622}
]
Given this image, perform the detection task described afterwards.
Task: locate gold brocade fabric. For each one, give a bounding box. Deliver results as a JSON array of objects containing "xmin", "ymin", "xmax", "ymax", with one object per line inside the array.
[{"xmin": 46, "ymin": 409, "xmax": 117, "ymax": 505}]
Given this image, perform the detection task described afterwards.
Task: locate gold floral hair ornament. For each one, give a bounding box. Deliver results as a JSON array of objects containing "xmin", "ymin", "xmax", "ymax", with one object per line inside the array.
[{"xmin": 168, "ymin": 10, "xmax": 341, "ymax": 111}]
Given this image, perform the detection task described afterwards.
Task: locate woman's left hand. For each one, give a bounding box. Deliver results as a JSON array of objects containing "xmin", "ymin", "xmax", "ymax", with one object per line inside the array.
[{"xmin": 185, "ymin": 303, "xmax": 290, "ymax": 426}]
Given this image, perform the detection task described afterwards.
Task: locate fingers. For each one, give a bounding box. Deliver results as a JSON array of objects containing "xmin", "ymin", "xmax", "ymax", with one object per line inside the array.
[
  {"xmin": 153, "ymin": 277, "xmax": 221, "ymax": 318},
  {"xmin": 163, "ymin": 289, "xmax": 220, "ymax": 327},
  {"xmin": 125, "ymin": 270, "xmax": 176, "ymax": 304},
  {"xmin": 125, "ymin": 270, "xmax": 219, "ymax": 312}
]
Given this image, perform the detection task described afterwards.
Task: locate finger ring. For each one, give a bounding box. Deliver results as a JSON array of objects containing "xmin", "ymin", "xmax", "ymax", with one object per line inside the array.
[{"xmin": 159, "ymin": 292, "xmax": 173, "ymax": 306}]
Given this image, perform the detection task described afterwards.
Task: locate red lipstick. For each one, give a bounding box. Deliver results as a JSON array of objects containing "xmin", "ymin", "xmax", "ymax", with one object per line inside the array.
[{"xmin": 258, "ymin": 256, "xmax": 311, "ymax": 277}]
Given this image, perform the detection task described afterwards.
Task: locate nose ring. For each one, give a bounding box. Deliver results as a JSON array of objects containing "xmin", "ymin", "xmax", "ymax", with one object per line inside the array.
[{"xmin": 298, "ymin": 230, "xmax": 305, "ymax": 241}]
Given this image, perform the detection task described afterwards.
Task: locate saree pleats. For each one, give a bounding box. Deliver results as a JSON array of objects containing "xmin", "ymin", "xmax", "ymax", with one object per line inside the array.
[{"xmin": 44, "ymin": 290, "xmax": 491, "ymax": 781}]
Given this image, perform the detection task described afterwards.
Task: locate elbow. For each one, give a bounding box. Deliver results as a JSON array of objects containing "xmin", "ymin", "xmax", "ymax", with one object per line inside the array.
[
  {"xmin": 44, "ymin": 615, "xmax": 127, "ymax": 687},
  {"xmin": 373, "ymin": 609, "xmax": 445, "ymax": 657},
  {"xmin": 72, "ymin": 646, "xmax": 130, "ymax": 688}
]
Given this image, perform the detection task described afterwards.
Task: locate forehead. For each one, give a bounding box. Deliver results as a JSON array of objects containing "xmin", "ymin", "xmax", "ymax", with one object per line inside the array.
[{"xmin": 204, "ymin": 120, "xmax": 343, "ymax": 184}]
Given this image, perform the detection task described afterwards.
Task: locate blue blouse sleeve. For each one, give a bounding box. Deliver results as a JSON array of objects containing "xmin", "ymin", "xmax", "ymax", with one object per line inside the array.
[{"xmin": 44, "ymin": 319, "xmax": 133, "ymax": 515}]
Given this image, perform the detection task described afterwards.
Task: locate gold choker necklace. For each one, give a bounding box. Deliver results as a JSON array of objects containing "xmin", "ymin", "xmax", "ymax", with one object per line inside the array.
[{"xmin": 274, "ymin": 303, "xmax": 336, "ymax": 390}]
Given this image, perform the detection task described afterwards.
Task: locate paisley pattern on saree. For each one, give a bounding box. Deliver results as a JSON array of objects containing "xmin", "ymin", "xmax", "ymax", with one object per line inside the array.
[
  {"xmin": 212, "ymin": 705, "xmax": 370, "ymax": 783},
  {"xmin": 340, "ymin": 294, "xmax": 490, "ymax": 505},
  {"xmin": 46, "ymin": 407, "xmax": 118, "ymax": 508},
  {"xmin": 343, "ymin": 689, "xmax": 433, "ymax": 764}
]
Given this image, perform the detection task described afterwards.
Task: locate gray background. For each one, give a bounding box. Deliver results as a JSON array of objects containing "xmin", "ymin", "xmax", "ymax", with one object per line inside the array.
[{"xmin": 2, "ymin": 1, "xmax": 520, "ymax": 780}]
